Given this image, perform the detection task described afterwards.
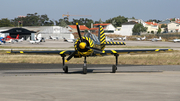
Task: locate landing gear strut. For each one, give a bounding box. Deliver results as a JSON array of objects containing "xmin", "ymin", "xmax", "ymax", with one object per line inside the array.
[
  {"xmin": 112, "ymin": 54, "xmax": 119, "ymax": 73},
  {"xmin": 83, "ymin": 56, "xmax": 87, "ymax": 74},
  {"xmin": 62, "ymin": 55, "xmax": 68, "ymax": 73}
]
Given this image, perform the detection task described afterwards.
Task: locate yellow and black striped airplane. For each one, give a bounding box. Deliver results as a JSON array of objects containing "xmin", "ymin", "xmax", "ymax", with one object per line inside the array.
[{"xmin": 7, "ymin": 23, "xmax": 172, "ymax": 74}]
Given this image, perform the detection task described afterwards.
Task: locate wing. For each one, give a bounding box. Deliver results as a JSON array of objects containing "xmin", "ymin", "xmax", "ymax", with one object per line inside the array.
[
  {"xmin": 7, "ymin": 50, "xmax": 75, "ymax": 56},
  {"xmin": 92, "ymin": 49, "xmax": 173, "ymax": 56}
]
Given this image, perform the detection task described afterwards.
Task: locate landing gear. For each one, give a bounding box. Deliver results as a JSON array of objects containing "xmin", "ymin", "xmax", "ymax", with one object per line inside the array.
[
  {"xmin": 112, "ymin": 65, "xmax": 117, "ymax": 73},
  {"xmin": 112, "ymin": 54, "xmax": 119, "ymax": 73},
  {"xmin": 63, "ymin": 66, "xmax": 68, "ymax": 73},
  {"xmin": 83, "ymin": 56, "xmax": 87, "ymax": 74},
  {"xmin": 62, "ymin": 55, "xmax": 68, "ymax": 73}
]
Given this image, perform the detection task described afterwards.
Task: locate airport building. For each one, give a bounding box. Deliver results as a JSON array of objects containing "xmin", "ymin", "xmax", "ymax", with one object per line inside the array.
[{"xmin": 0, "ymin": 26, "xmax": 73, "ymax": 41}]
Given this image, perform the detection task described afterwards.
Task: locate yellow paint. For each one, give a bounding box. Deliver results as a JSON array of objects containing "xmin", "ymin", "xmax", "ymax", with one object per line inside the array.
[
  {"xmin": 6, "ymin": 51, "xmax": 11, "ymax": 53},
  {"xmin": 79, "ymin": 42, "xmax": 86, "ymax": 49},
  {"xmin": 20, "ymin": 51, "xmax": 24, "ymax": 54},
  {"xmin": 111, "ymin": 50, "xmax": 117, "ymax": 53},
  {"xmin": 155, "ymin": 49, "xmax": 160, "ymax": 51},
  {"xmin": 60, "ymin": 51, "xmax": 66, "ymax": 54}
]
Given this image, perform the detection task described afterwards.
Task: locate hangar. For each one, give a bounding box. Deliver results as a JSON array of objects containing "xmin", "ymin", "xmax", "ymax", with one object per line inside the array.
[
  {"xmin": 0, "ymin": 26, "xmax": 73, "ymax": 40},
  {"xmin": 1, "ymin": 27, "xmax": 36, "ymax": 40}
]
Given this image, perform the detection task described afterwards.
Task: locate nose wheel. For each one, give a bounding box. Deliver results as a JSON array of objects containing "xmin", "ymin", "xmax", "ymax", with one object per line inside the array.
[{"xmin": 83, "ymin": 56, "xmax": 87, "ymax": 74}]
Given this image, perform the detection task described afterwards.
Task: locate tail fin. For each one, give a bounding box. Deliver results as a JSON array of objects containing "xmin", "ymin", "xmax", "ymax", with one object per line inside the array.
[
  {"xmin": 98, "ymin": 26, "xmax": 106, "ymax": 44},
  {"xmin": 98, "ymin": 26, "xmax": 106, "ymax": 50},
  {"xmin": 16, "ymin": 34, "xmax": 19, "ymax": 39}
]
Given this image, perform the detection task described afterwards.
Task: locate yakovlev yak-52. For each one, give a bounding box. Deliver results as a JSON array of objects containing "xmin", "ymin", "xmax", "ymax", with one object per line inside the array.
[{"xmin": 7, "ymin": 23, "xmax": 172, "ymax": 74}]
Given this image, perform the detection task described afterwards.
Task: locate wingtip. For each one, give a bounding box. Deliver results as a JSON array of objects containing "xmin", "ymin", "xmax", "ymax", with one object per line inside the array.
[
  {"xmin": 155, "ymin": 49, "xmax": 160, "ymax": 51},
  {"xmin": 6, "ymin": 51, "xmax": 11, "ymax": 54}
]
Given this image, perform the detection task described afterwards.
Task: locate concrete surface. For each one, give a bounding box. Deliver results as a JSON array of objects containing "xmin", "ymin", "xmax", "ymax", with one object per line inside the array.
[{"xmin": 0, "ymin": 64, "xmax": 180, "ymax": 101}]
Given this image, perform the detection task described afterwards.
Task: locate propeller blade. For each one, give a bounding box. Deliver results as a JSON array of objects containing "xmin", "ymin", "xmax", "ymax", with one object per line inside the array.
[
  {"xmin": 65, "ymin": 51, "xmax": 77, "ymax": 62},
  {"xmin": 76, "ymin": 23, "xmax": 82, "ymax": 41}
]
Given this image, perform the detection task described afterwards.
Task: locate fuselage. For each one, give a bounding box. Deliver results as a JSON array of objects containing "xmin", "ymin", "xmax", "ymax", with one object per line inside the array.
[{"xmin": 74, "ymin": 33, "xmax": 102, "ymax": 56}]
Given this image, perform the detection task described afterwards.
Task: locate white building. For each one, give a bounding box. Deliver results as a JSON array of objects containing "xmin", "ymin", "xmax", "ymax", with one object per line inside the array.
[
  {"xmin": 120, "ymin": 21, "xmax": 137, "ymax": 36},
  {"xmin": 90, "ymin": 23, "xmax": 116, "ymax": 35},
  {"xmin": 128, "ymin": 19, "xmax": 146, "ymax": 27},
  {"xmin": 168, "ymin": 22, "xmax": 180, "ymax": 33}
]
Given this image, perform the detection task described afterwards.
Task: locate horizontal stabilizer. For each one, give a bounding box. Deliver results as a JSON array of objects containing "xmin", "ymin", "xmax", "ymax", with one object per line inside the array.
[{"xmin": 102, "ymin": 41, "xmax": 126, "ymax": 45}]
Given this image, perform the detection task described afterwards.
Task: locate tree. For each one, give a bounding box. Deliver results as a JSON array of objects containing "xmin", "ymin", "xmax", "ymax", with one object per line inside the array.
[
  {"xmin": 56, "ymin": 19, "xmax": 67, "ymax": 27},
  {"xmin": 99, "ymin": 18, "xmax": 103, "ymax": 24},
  {"xmin": 106, "ymin": 15, "xmax": 128, "ymax": 27},
  {"xmin": 146, "ymin": 19, "xmax": 161, "ymax": 23},
  {"xmin": 170, "ymin": 18, "xmax": 175, "ymax": 21},
  {"xmin": 0, "ymin": 18, "xmax": 13, "ymax": 27},
  {"xmin": 71, "ymin": 18, "xmax": 93, "ymax": 28},
  {"xmin": 157, "ymin": 27, "xmax": 161, "ymax": 34},
  {"xmin": 11, "ymin": 13, "xmax": 53, "ymax": 26},
  {"xmin": 161, "ymin": 24, "xmax": 167, "ymax": 28},
  {"xmin": 132, "ymin": 23, "xmax": 147, "ymax": 35}
]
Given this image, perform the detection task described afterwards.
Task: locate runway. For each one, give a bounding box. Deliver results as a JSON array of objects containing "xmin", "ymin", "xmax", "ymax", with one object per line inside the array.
[
  {"xmin": 0, "ymin": 63, "xmax": 180, "ymax": 101},
  {"xmin": 0, "ymin": 40, "xmax": 180, "ymax": 101}
]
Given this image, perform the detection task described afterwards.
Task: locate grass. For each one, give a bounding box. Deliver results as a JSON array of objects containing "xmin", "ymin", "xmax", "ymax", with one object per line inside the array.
[
  {"xmin": 0, "ymin": 50, "xmax": 179, "ymax": 65},
  {"xmin": 104, "ymin": 46, "xmax": 170, "ymax": 48},
  {"xmin": 0, "ymin": 46, "xmax": 71, "ymax": 49}
]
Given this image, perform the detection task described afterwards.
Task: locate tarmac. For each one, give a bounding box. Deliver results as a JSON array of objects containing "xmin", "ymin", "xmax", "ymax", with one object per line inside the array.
[
  {"xmin": 0, "ymin": 40, "xmax": 180, "ymax": 101},
  {"xmin": 0, "ymin": 64, "xmax": 180, "ymax": 101}
]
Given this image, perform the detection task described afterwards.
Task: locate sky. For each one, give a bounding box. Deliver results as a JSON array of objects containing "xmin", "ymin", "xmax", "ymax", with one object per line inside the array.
[{"xmin": 0, "ymin": 0, "xmax": 180, "ymax": 22}]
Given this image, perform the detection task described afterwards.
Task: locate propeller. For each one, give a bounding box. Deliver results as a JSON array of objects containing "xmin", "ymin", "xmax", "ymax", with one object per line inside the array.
[
  {"xmin": 65, "ymin": 23, "xmax": 104, "ymax": 62},
  {"xmin": 65, "ymin": 23, "xmax": 82, "ymax": 62},
  {"xmin": 76, "ymin": 23, "xmax": 82, "ymax": 42},
  {"xmin": 65, "ymin": 51, "xmax": 77, "ymax": 62}
]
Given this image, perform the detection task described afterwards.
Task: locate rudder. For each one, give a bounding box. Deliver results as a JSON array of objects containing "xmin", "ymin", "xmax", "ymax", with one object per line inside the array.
[{"xmin": 98, "ymin": 26, "xmax": 106, "ymax": 50}]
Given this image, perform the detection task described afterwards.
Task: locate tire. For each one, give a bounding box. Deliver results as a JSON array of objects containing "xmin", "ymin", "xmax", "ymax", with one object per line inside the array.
[
  {"xmin": 83, "ymin": 66, "xmax": 87, "ymax": 74},
  {"xmin": 112, "ymin": 65, "xmax": 117, "ymax": 73},
  {"xmin": 63, "ymin": 66, "xmax": 68, "ymax": 73}
]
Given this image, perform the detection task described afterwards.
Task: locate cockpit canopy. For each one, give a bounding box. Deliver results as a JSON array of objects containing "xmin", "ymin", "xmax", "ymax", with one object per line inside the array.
[{"xmin": 84, "ymin": 33, "xmax": 99, "ymax": 43}]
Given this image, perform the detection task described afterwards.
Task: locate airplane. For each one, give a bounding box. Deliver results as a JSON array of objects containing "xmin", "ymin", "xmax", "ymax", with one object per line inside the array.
[
  {"xmin": 117, "ymin": 36, "xmax": 126, "ymax": 41},
  {"xmin": 169, "ymin": 39, "xmax": 180, "ymax": 43},
  {"xmin": 49, "ymin": 36, "xmax": 58, "ymax": 40},
  {"xmin": 2, "ymin": 34, "xmax": 22, "ymax": 43},
  {"xmin": 149, "ymin": 36, "xmax": 162, "ymax": 42},
  {"xmin": 134, "ymin": 36, "xmax": 146, "ymax": 41},
  {"xmin": 63, "ymin": 37, "xmax": 75, "ymax": 43},
  {"xmin": 6, "ymin": 23, "xmax": 172, "ymax": 74},
  {"xmin": 106, "ymin": 36, "xmax": 114, "ymax": 42},
  {"xmin": 0, "ymin": 37, "xmax": 5, "ymax": 44},
  {"xmin": 29, "ymin": 39, "xmax": 41, "ymax": 44}
]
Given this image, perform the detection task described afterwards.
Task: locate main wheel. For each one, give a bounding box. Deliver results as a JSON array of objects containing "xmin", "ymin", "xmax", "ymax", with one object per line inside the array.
[
  {"xmin": 112, "ymin": 65, "xmax": 117, "ymax": 73},
  {"xmin": 63, "ymin": 66, "xmax": 68, "ymax": 73},
  {"xmin": 83, "ymin": 66, "xmax": 87, "ymax": 74}
]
